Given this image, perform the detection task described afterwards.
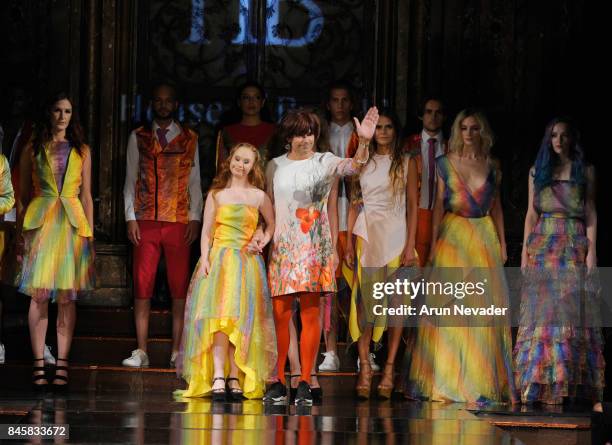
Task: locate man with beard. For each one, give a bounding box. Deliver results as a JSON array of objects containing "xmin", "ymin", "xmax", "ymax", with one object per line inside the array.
[{"xmin": 122, "ymin": 82, "xmax": 202, "ymax": 368}]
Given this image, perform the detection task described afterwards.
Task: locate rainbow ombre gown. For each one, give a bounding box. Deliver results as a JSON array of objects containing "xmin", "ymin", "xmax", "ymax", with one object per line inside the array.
[
  {"xmin": 405, "ymin": 155, "xmax": 516, "ymax": 404},
  {"xmin": 177, "ymin": 204, "xmax": 277, "ymax": 399},
  {"xmin": 18, "ymin": 143, "xmax": 94, "ymax": 303},
  {"xmin": 514, "ymin": 180, "xmax": 604, "ymax": 403}
]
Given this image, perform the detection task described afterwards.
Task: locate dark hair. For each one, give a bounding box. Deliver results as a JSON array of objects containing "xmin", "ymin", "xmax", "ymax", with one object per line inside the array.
[
  {"xmin": 351, "ymin": 107, "xmax": 407, "ymax": 202},
  {"xmin": 532, "ymin": 117, "xmax": 585, "ymax": 191},
  {"xmin": 278, "ymin": 108, "xmax": 321, "ymax": 149},
  {"xmin": 32, "ymin": 92, "xmax": 85, "ymax": 156},
  {"xmin": 236, "ymin": 81, "xmax": 266, "ymax": 102},
  {"xmin": 150, "ymin": 81, "xmax": 179, "ymax": 101},
  {"xmin": 325, "ymin": 80, "xmax": 355, "ymax": 103},
  {"xmin": 418, "ymin": 96, "xmax": 445, "ymax": 117}
]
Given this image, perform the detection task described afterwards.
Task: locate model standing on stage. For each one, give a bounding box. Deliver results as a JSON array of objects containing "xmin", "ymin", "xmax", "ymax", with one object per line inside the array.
[
  {"xmin": 405, "ymin": 109, "xmax": 516, "ymax": 404},
  {"xmin": 123, "ymin": 83, "xmax": 203, "ymax": 368},
  {"xmin": 263, "ymin": 107, "xmax": 378, "ymax": 405},
  {"xmin": 177, "ymin": 143, "xmax": 277, "ymax": 400},
  {"xmin": 403, "ymin": 97, "xmax": 447, "ymax": 266},
  {"xmin": 514, "ymin": 118, "xmax": 604, "ymax": 405},
  {"xmin": 344, "ymin": 109, "xmax": 417, "ymax": 399},
  {"xmin": 17, "ymin": 92, "xmax": 95, "ymax": 389},
  {"xmin": 215, "ymin": 81, "xmax": 276, "ymax": 170},
  {"xmin": 0, "ymin": 141, "xmax": 15, "ymax": 365}
]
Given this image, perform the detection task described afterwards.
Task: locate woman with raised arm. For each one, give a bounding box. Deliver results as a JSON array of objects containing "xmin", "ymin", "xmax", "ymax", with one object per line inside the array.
[
  {"xmin": 263, "ymin": 107, "xmax": 378, "ymax": 405},
  {"xmin": 343, "ymin": 108, "xmax": 418, "ymax": 399}
]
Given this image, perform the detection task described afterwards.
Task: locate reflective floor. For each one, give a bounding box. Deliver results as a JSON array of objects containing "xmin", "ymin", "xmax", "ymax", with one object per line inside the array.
[{"xmin": 0, "ymin": 389, "xmax": 532, "ymax": 444}]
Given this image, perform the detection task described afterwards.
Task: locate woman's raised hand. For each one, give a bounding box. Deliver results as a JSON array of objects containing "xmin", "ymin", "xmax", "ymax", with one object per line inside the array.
[{"xmin": 353, "ymin": 107, "xmax": 379, "ymax": 141}]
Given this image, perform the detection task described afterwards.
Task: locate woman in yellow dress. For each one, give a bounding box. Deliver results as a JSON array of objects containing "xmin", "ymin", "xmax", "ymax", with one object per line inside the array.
[
  {"xmin": 177, "ymin": 143, "xmax": 277, "ymax": 400},
  {"xmin": 17, "ymin": 92, "xmax": 95, "ymax": 390},
  {"xmin": 405, "ymin": 109, "xmax": 516, "ymax": 404}
]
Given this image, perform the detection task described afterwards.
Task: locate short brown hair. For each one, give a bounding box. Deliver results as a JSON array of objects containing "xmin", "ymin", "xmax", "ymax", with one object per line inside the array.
[{"xmin": 278, "ymin": 108, "xmax": 321, "ymax": 148}]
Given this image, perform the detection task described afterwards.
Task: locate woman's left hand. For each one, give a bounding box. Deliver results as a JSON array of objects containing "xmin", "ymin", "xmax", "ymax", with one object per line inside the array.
[{"xmin": 353, "ymin": 107, "xmax": 379, "ymax": 141}]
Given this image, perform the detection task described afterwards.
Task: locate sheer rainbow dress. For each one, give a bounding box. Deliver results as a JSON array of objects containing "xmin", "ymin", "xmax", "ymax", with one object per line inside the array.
[
  {"xmin": 177, "ymin": 203, "xmax": 277, "ymax": 399},
  {"xmin": 18, "ymin": 142, "xmax": 94, "ymax": 303},
  {"xmin": 404, "ymin": 155, "xmax": 516, "ymax": 404},
  {"xmin": 514, "ymin": 179, "xmax": 604, "ymax": 403}
]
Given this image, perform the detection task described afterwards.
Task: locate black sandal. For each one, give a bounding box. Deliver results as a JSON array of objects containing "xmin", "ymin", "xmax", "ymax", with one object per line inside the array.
[
  {"xmin": 52, "ymin": 358, "xmax": 69, "ymax": 392},
  {"xmin": 311, "ymin": 374, "xmax": 323, "ymax": 402},
  {"xmin": 226, "ymin": 377, "xmax": 244, "ymax": 401},
  {"xmin": 289, "ymin": 374, "xmax": 301, "ymax": 401},
  {"xmin": 32, "ymin": 358, "xmax": 48, "ymax": 392},
  {"xmin": 211, "ymin": 377, "xmax": 226, "ymax": 402}
]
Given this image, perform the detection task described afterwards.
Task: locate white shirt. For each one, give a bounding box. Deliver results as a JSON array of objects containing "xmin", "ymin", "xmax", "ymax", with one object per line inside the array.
[
  {"xmin": 419, "ymin": 129, "xmax": 445, "ymax": 210},
  {"xmin": 329, "ymin": 121, "xmax": 354, "ymax": 231},
  {"xmin": 123, "ymin": 120, "xmax": 203, "ymax": 221}
]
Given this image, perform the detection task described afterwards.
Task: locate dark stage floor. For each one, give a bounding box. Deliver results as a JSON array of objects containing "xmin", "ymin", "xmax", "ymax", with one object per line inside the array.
[{"xmin": 0, "ymin": 386, "xmax": 597, "ymax": 444}]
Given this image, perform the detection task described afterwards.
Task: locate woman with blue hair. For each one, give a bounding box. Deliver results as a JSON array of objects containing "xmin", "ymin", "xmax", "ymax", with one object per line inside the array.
[{"xmin": 514, "ymin": 118, "xmax": 604, "ymax": 407}]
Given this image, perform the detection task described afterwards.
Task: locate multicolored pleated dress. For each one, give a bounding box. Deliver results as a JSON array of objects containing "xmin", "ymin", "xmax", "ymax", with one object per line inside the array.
[
  {"xmin": 18, "ymin": 142, "xmax": 94, "ymax": 303},
  {"xmin": 514, "ymin": 179, "xmax": 604, "ymax": 403},
  {"xmin": 403, "ymin": 155, "xmax": 516, "ymax": 404},
  {"xmin": 177, "ymin": 203, "xmax": 277, "ymax": 399}
]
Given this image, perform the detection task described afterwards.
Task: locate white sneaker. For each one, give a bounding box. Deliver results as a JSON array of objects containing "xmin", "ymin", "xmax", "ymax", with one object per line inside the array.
[
  {"xmin": 0, "ymin": 343, "xmax": 5, "ymax": 364},
  {"xmin": 43, "ymin": 344, "xmax": 56, "ymax": 365},
  {"xmin": 122, "ymin": 349, "xmax": 149, "ymax": 368},
  {"xmin": 318, "ymin": 351, "xmax": 340, "ymax": 372},
  {"xmin": 357, "ymin": 353, "xmax": 380, "ymax": 372},
  {"xmin": 169, "ymin": 351, "xmax": 178, "ymax": 368}
]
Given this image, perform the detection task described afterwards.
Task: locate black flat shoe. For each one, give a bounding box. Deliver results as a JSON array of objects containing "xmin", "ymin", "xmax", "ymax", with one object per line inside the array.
[
  {"xmin": 52, "ymin": 358, "xmax": 69, "ymax": 392},
  {"xmin": 32, "ymin": 358, "xmax": 48, "ymax": 392},
  {"xmin": 226, "ymin": 377, "xmax": 244, "ymax": 401},
  {"xmin": 211, "ymin": 377, "xmax": 226, "ymax": 402}
]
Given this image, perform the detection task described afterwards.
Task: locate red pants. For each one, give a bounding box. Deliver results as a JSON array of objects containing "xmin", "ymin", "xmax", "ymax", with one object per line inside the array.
[
  {"xmin": 133, "ymin": 220, "xmax": 190, "ymax": 299},
  {"xmin": 416, "ymin": 208, "xmax": 433, "ymax": 267}
]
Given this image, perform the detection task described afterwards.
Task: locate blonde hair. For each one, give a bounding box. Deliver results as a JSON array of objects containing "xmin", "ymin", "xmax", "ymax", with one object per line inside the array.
[
  {"xmin": 448, "ymin": 109, "xmax": 495, "ymax": 156},
  {"xmin": 209, "ymin": 143, "xmax": 265, "ymax": 196}
]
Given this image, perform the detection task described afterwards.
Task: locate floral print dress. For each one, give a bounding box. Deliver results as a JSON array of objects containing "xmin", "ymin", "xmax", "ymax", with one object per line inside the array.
[{"xmin": 266, "ymin": 152, "xmax": 358, "ymax": 297}]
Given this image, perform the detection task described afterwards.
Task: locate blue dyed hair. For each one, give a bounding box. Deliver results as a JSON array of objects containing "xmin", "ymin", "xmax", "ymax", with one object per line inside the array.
[{"xmin": 532, "ymin": 117, "xmax": 585, "ymax": 191}]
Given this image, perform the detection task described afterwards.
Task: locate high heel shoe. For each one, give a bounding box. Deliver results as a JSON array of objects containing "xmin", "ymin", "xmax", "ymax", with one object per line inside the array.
[
  {"xmin": 377, "ymin": 362, "xmax": 394, "ymax": 399},
  {"xmin": 32, "ymin": 358, "xmax": 48, "ymax": 392},
  {"xmin": 310, "ymin": 374, "xmax": 323, "ymax": 403},
  {"xmin": 211, "ymin": 377, "xmax": 226, "ymax": 402},
  {"xmin": 289, "ymin": 374, "xmax": 301, "ymax": 401},
  {"xmin": 355, "ymin": 361, "xmax": 372, "ymax": 399},
  {"xmin": 226, "ymin": 377, "xmax": 244, "ymax": 401},
  {"xmin": 52, "ymin": 358, "xmax": 70, "ymax": 392}
]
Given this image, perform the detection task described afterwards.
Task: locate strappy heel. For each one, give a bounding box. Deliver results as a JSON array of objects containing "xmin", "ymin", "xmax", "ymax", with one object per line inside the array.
[
  {"xmin": 32, "ymin": 358, "xmax": 48, "ymax": 391},
  {"xmin": 52, "ymin": 358, "xmax": 69, "ymax": 392},
  {"xmin": 211, "ymin": 377, "xmax": 226, "ymax": 402},
  {"xmin": 355, "ymin": 361, "xmax": 372, "ymax": 399},
  {"xmin": 226, "ymin": 377, "xmax": 244, "ymax": 401},
  {"xmin": 377, "ymin": 362, "xmax": 394, "ymax": 399}
]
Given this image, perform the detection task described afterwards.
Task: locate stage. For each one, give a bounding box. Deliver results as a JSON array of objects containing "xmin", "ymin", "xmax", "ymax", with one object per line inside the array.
[{"xmin": 0, "ymin": 369, "xmax": 594, "ymax": 444}]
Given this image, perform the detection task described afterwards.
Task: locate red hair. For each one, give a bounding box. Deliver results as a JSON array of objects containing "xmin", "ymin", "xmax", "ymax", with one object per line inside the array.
[{"xmin": 209, "ymin": 143, "xmax": 265, "ymax": 196}]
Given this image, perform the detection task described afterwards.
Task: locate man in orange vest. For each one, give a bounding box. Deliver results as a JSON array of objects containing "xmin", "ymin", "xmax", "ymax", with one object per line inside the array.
[
  {"xmin": 404, "ymin": 97, "xmax": 447, "ymax": 266},
  {"xmin": 123, "ymin": 83, "xmax": 203, "ymax": 368}
]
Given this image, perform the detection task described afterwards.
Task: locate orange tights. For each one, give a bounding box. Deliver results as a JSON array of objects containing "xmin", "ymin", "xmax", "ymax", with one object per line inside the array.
[{"xmin": 272, "ymin": 292, "xmax": 321, "ymax": 385}]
